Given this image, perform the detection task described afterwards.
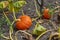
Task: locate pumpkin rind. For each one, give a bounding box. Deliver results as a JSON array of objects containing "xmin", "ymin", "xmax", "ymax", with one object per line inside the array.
[
  {"xmin": 43, "ymin": 8, "xmax": 51, "ymax": 19},
  {"xmin": 16, "ymin": 15, "xmax": 32, "ymax": 30}
]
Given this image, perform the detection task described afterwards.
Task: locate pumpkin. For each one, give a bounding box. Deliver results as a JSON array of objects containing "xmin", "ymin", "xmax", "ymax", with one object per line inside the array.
[
  {"xmin": 15, "ymin": 15, "xmax": 32, "ymax": 30},
  {"xmin": 43, "ymin": 8, "xmax": 51, "ymax": 19}
]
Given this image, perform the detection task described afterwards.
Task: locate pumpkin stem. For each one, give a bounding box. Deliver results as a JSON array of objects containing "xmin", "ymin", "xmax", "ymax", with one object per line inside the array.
[{"xmin": 16, "ymin": 19, "xmax": 21, "ymax": 22}]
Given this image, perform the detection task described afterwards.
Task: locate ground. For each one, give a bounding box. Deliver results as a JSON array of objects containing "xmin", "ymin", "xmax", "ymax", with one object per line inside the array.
[{"xmin": 0, "ymin": 0, "xmax": 60, "ymax": 40}]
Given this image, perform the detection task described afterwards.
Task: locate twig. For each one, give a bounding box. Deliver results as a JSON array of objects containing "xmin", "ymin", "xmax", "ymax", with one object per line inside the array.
[
  {"xmin": 49, "ymin": 20, "xmax": 57, "ymax": 30},
  {"xmin": 50, "ymin": 6, "xmax": 60, "ymax": 13},
  {"xmin": 49, "ymin": 32, "xmax": 59, "ymax": 40},
  {"xmin": 15, "ymin": 30, "xmax": 34, "ymax": 40}
]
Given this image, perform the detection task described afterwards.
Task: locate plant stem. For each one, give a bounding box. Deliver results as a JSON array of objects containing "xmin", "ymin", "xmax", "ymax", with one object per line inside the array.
[
  {"xmin": 9, "ymin": 22, "xmax": 14, "ymax": 40},
  {"xmin": 3, "ymin": 11, "xmax": 11, "ymax": 25},
  {"xmin": 3, "ymin": 11, "xmax": 13, "ymax": 40},
  {"xmin": 15, "ymin": 30, "xmax": 32, "ymax": 40},
  {"xmin": 9, "ymin": 6, "xmax": 16, "ymax": 40},
  {"xmin": 40, "ymin": 0, "xmax": 44, "ymax": 14},
  {"xmin": 49, "ymin": 6, "xmax": 60, "ymax": 15},
  {"xmin": 1, "ymin": 34, "xmax": 10, "ymax": 40},
  {"xmin": 49, "ymin": 20, "xmax": 57, "ymax": 30},
  {"xmin": 9, "ymin": 2, "xmax": 16, "ymax": 40},
  {"xmin": 34, "ymin": 0, "xmax": 40, "ymax": 17},
  {"xmin": 36, "ymin": 0, "xmax": 44, "ymax": 14},
  {"xmin": 22, "ymin": 10, "xmax": 25, "ymax": 15},
  {"xmin": 49, "ymin": 32, "xmax": 59, "ymax": 40},
  {"xmin": 36, "ymin": 30, "xmax": 51, "ymax": 40},
  {"xmin": 12, "ymin": 7, "xmax": 16, "ymax": 21},
  {"xmin": 11, "ymin": 21, "xmax": 15, "ymax": 26},
  {"xmin": 9, "ymin": 29, "xmax": 13, "ymax": 40}
]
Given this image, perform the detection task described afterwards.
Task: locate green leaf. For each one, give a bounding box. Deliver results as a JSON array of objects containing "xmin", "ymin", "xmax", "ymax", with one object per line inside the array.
[
  {"xmin": 0, "ymin": 1, "xmax": 9, "ymax": 9},
  {"xmin": 8, "ymin": 1, "xmax": 27, "ymax": 12},
  {"xmin": 13, "ymin": 1, "xmax": 27, "ymax": 12},
  {"xmin": 0, "ymin": 1, "xmax": 4, "ymax": 9},
  {"xmin": 8, "ymin": 1, "xmax": 14, "ymax": 12},
  {"xmin": 8, "ymin": 0, "xmax": 13, "ymax": 2},
  {"xmin": 36, "ymin": 24, "xmax": 46, "ymax": 31},
  {"xmin": 32, "ymin": 23, "xmax": 46, "ymax": 35},
  {"xmin": 13, "ymin": 1, "xmax": 27, "ymax": 8}
]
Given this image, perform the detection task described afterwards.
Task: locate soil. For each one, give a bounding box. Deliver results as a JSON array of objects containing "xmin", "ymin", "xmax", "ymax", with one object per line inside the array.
[{"xmin": 0, "ymin": 0, "xmax": 60, "ymax": 40}]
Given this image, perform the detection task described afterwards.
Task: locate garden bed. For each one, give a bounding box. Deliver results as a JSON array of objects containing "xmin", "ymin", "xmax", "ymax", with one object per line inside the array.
[{"xmin": 0, "ymin": 0, "xmax": 60, "ymax": 40}]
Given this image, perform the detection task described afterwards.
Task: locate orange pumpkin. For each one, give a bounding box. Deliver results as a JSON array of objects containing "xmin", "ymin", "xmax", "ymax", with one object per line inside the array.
[
  {"xmin": 43, "ymin": 8, "xmax": 51, "ymax": 19},
  {"xmin": 16, "ymin": 15, "xmax": 32, "ymax": 30}
]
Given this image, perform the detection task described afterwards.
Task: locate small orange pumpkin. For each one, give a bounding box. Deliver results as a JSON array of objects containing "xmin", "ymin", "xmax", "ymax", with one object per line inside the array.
[
  {"xmin": 43, "ymin": 8, "xmax": 51, "ymax": 19},
  {"xmin": 16, "ymin": 15, "xmax": 32, "ymax": 30}
]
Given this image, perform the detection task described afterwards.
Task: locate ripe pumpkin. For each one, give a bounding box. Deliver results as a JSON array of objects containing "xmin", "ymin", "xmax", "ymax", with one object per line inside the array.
[
  {"xmin": 16, "ymin": 15, "xmax": 32, "ymax": 30},
  {"xmin": 43, "ymin": 8, "xmax": 51, "ymax": 19}
]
